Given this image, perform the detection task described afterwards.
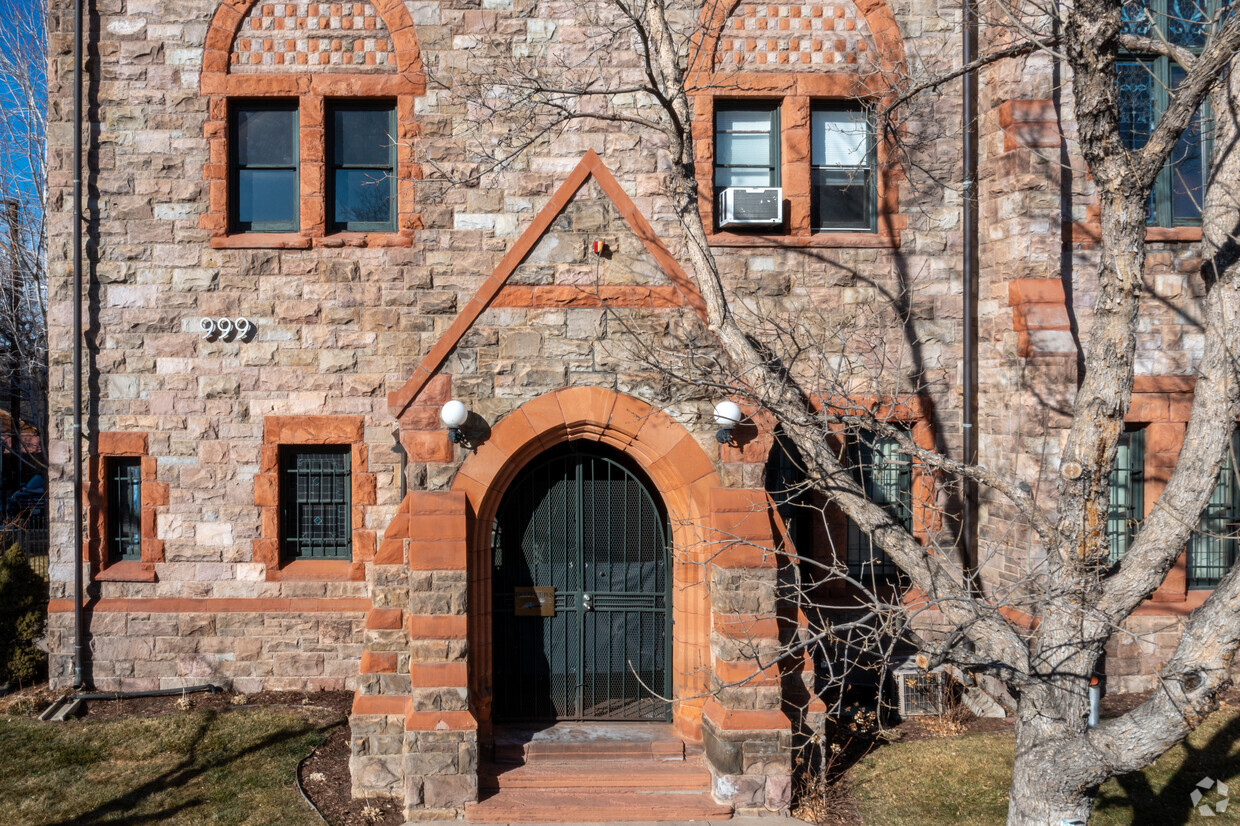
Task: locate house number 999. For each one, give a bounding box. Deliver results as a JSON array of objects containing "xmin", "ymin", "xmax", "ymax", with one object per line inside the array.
[{"xmin": 199, "ymin": 317, "xmax": 254, "ymax": 341}]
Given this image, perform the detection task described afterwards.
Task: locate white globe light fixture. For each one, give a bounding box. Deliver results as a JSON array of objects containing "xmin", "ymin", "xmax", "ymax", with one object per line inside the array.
[
  {"xmin": 713, "ymin": 400, "xmax": 743, "ymax": 444},
  {"xmin": 440, "ymin": 400, "xmax": 470, "ymax": 444}
]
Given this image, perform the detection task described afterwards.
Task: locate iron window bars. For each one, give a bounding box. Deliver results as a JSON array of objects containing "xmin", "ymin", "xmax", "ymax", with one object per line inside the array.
[
  {"xmin": 279, "ymin": 446, "xmax": 352, "ymax": 562},
  {"xmin": 1107, "ymin": 428, "xmax": 1146, "ymax": 565},
  {"xmin": 1188, "ymin": 430, "xmax": 1240, "ymax": 589},
  {"xmin": 106, "ymin": 457, "xmax": 142, "ymax": 563},
  {"xmin": 845, "ymin": 433, "xmax": 913, "ymax": 583},
  {"xmin": 230, "ymin": 102, "xmax": 300, "ymax": 233}
]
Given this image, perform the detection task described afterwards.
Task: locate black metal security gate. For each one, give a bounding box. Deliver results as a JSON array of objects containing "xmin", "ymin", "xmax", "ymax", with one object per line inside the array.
[{"xmin": 492, "ymin": 444, "xmax": 670, "ymax": 722}]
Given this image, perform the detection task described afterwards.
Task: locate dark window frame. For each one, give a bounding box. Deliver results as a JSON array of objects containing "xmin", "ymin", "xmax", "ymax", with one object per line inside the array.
[
  {"xmin": 1187, "ymin": 430, "xmax": 1240, "ymax": 589},
  {"xmin": 810, "ymin": 101, "xmax": 877, "ymax": 233},
  {"xmin": 844, "ymin": 431, "xmax": 913, "ymax": 584},
  {"xmin": 279, "ymin": 445, "xmax": 353, "ymax": 563},
  {"xmin": 713, "ymin": 100, "xmax": 781, "ymax": 215},
  {"xmin": 327, "ymin": 101, "xmax": 398, "ymax": 233},
  {"xmin": 106, "ymin": 457, "xmax": 142, "ymax": 564},
  {"xmin": 1119, "ymin": 0, "xmax": 1211, "ymax": 227},
  {"xmin": 1106, "ymin": 427, "xmax": 1146, "ymax": 565},
  {"xmin": 229, "ymin": 101, "xmax": 300, "ymax": 233}
]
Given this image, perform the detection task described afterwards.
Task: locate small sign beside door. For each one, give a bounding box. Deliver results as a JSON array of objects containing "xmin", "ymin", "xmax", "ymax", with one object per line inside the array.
[{"xmin": 514, "ymin": 586, "xmax": 555, "ymax": 617}]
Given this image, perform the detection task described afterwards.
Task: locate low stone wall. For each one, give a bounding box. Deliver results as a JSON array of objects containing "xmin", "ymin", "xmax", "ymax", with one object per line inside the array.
[{"xmin": 46, "ymin": 608, "xmax": 365, "ymax": 693}]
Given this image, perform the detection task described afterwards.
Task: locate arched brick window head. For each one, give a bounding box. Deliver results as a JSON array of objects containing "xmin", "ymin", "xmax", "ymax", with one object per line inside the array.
[{"xmin": 201, "ymin": 0, "xmax": 425, "ymax": 249}]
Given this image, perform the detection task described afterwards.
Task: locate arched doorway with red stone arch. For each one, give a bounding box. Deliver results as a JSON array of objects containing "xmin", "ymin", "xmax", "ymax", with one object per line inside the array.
[{"xmin": 450, "ymin": 387, "xmax": 721, "ymax": 743}]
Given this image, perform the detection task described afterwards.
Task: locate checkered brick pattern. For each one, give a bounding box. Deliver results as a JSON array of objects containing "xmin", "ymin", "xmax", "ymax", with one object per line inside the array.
[
  {"xmin": 717, "ymin": 1, "xmax": 874, "ymax": 70},
  {"xmin": 231, "ymin": 2, "xmax": 393, "ymax": 70}
]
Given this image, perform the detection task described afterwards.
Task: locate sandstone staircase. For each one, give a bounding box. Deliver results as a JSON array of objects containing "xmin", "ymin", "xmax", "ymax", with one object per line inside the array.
[{"xmin": 465, "ymin": 724, "xmax": 733, "ymax": 823}]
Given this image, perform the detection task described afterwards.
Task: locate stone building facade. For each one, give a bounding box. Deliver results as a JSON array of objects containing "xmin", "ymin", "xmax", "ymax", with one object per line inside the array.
[{"xmin": 44, "ymin": 0, "xmax": 1217, "ymax": 819}]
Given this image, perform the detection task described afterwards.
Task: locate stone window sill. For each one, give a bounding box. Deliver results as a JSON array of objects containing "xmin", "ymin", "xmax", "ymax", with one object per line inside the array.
[
  {"xmin": 706, "ymin": 231, "xmax": 900, "ymax": 249},
  {"xmin": 94, "ymin": 560, "xmax": 157, "ymax": 582},
  {"xmin": 211, "ymin": 233, "xmax": 313, "ymax": 250},
  {"xmin": 267, "ymin": 559, "xmax": 364, "ymax": 582},
  {"xmin": 211, "ymin": 232, "xmax": 415, "ymax": 250},
  {"xmin": 1066, "ymin": 223, "xmax": 1202, "ymax": 244}
]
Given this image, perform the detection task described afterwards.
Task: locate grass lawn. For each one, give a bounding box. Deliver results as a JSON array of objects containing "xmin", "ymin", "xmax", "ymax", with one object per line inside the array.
[
  {"xmin": 852, "ymin": 703, "xmax": 1240, "ymax": 825},
  {"xmin": 0, "ymin": 705, "xmax": 339, "ymax": 826}
]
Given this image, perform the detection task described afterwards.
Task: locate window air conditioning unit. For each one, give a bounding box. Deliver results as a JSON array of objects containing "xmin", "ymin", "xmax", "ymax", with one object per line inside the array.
[
  {"xmin": 892, "ymin": 659, "xmax": 947, "ymax": 718},
  {"xmin": 718, "ymin": 187, "xmax": 783, "ymax": 228}
]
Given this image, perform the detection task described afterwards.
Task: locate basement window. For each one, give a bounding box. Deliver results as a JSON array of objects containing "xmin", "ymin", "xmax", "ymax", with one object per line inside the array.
[
  {"xmin": 106, "ymin": 458, "xmax": 142, "ymax": 564},
  {"xmin": 280, "ymin": 446, "xmax": 352, "ymax": 562}
]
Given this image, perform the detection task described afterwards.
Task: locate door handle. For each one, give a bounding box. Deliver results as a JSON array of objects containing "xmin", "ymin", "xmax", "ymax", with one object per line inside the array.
[{"xmin": 582, "ymin": 593, "xmax": 593, "ymax": 612}]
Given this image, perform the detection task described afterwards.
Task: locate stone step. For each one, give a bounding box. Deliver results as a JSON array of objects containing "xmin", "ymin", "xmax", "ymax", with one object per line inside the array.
[
  {"xmin": 495, "ymin": 738, "xmax": 685, "ymax": 763},
  {"xmin": 492, "ymin": 722, "xmax": 687, "ymax": 764},
  {"xmin": 480, "ymin": 757, "xmax": 711, "ymax": 790},
  {"xmin": 465, "ymin": 789, "xmax": 732, "ymax": 823}
]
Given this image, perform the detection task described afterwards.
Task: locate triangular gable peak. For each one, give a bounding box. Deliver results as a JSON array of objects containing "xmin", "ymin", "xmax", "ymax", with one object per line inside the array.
[{"xmin": 387, "ymin": 150, "xmax": 706, "ymax": 418}]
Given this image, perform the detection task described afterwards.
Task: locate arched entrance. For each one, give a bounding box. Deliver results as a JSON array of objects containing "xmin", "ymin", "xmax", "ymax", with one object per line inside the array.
[{"xmin": 491, "ymin": 442, "xmax": 671, "ymax": 722}]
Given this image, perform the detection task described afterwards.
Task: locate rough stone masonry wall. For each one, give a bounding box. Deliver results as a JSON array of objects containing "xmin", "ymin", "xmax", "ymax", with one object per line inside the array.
[
  {"xmin": 47, "ymin": 0, "xmax": 965, "ymax": 743},
  {"xmin": 973, "ymin": 10, "xmax": 1214, "ymax": 682}
]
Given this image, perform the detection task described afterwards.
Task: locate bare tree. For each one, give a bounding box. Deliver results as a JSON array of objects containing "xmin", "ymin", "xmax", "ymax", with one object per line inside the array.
[
  {"xmin": 413, "ymin": 0, "xmax": 1240, "ymax": 820},
  {"xmin": 0, "ymin": 0, "xmax": 48, "ymax": 498}
]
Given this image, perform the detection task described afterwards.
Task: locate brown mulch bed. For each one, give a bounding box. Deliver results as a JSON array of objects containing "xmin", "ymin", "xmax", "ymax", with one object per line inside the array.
[{"xmin": 299, "ymin": 718, "xmax": 404, "ymax": 826}]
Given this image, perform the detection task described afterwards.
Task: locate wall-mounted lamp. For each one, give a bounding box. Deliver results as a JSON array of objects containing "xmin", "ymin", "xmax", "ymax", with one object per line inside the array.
[
  {"xmin": 713, "ymin": 400, "xmax": 743, "ymax": 444},
  {"xmin": 441, "ymin": 400, "xmax": 469, "ymax": 444}
]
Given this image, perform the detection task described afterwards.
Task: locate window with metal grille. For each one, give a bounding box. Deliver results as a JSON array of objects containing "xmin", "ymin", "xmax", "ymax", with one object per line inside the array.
[
  {"xmin": 279, "ymin": 446, "xmax": 352, "ymax": 562},
  {"xmin": 1118, "ymin": 0, "xmax": 1210, "ymax": 226},
  {"xmin": 1187, "ymin": 430, "xmax": 1240, "ymax": 589},
  {"xmin": 811, "ymin": 104, "xmax": 875, "ymax": 231},
  {"xmin": 231, "ymin": 102, "xmax": 299, "ymax": 233},
  {"xmin": 107, "ymin": 457, "xmax": 142, "ymax": 563},
  {"xmin": 329, "ymin": 103, "xmax": 397, "ymax": 232},
  {"xmin": 845, "ymin": 433, "xmax": 912, "ymax": 582},
  {"xmin": 1107, "ymin": 428, "xmax": 1145, "ymax": 565}
]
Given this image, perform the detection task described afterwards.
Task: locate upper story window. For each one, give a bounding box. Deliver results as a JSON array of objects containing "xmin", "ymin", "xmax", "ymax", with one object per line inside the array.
[
  {"xmin": 201, "ymin": 0, "xmax": 424, "ymax": 248},
  {"xmin": 845, "ymin": 433, "xmax": 912, "ymax": 583},
  {"xmin": 1187, "ymin": 430, "xmax": 1239, "ymax": 589},
  {"xmin": 280, "ymin": 446, "xmax": 352, "ymax": 562},
  {"xmin": 714, "ymin": 103, "xmax": 781, "ymax": 189},
  {"xmin": 1106, "ymin": 428, "xmax": 1145, "ymax": 564},
  {"xmin": 232, "ymin": 103, "xmax": 299, "ymax": 233},
  {"xmin": 811, "ymin": 104, "xmax": 875, "ymax": 231},
  {"xmin": 330, "ymin": 103, "xmax": 397, "ymax": 232},
  {"xmin": 1119, "ymin": 0, "xmax": 1210, "ymax": 226}
]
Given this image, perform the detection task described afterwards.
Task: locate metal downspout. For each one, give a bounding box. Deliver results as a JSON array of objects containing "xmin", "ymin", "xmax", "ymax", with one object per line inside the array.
[
  {"xmin": 72, "ymin": 0, "xmax": 86, "ymax": 690},
  {"xmin": 962, "ymin": 0, "xmax": 980, "ymax": 571}
]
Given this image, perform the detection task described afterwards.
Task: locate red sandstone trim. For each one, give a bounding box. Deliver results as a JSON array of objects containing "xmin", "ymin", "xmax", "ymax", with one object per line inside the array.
[
  {"xmin": 351, "ymin": 693, "xmax": 409, "ymax": 716},
  {"xmin": 406, "ymin": 710, "xmax": 478, "ymax": 731},
  {"xmin": 49, "ymin": 597, "xmax": 372, "ymax": 613},
  {"xmin": 386, "ymin": 151, "xmax": 708, "ymax": 417},
  {"xmin": 997, "ymin": 99, "xmax": 1061, "ymax": 153},
  {"xmin": 690, "ymin": 90, "xmax": 904, "ymax": 249},
  {"xmin": 1065, "ymin": 222, "xmax": 1203, "ymax": 245},
  {"xmin": 701, "ymin": 697, "xmax": 791, "ymax": 732},
  {"xmin": 255, "ymin": 416, "xmax": 375, "ymax": 581},
  {"xmin": 88, "ymin": 432, "xmax": 166, "ymax": 581}
]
